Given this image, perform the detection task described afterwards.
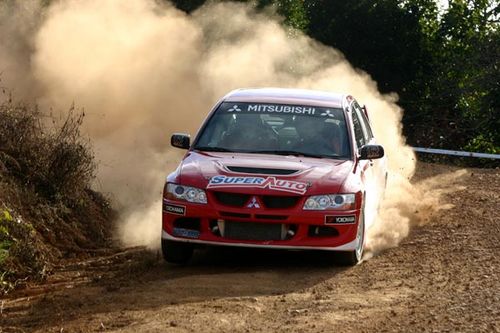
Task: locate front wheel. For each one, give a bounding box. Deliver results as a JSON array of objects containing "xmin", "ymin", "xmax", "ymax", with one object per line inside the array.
[
  {"xmin": 161, "ymin": 239, "xmax": 194, "ymax": 264},
  {"xmin": 334, "ymin": 209, "xmax": 365, "ymax": 266}
]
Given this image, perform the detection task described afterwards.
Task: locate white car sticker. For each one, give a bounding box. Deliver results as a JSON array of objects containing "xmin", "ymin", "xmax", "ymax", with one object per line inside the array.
[
  {"xmin": 208, "ymin": 175, "xmax": 308, "ymax": 195},
  {"xmin": 325, "ymin": 215, "xmax": 356, "ymax": 225},
  {"xmin": 163, "ymin": 203, "xmax": 186, "ymax": 215}
]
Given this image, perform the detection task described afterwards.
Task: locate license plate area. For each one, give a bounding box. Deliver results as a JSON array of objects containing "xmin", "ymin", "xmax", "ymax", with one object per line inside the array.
[
  {"xmin": 173, "ymin": 227, "xmax": 200, "ymax": 239},
  {"xmin": 223, "ymin": 221, "xmax": 284, "ymax": 241}
]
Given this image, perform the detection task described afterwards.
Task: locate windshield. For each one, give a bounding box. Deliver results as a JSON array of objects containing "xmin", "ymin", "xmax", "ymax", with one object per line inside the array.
[{"xmin": 193, "ymin": 102, "xmax": 351, "ymax": 159}]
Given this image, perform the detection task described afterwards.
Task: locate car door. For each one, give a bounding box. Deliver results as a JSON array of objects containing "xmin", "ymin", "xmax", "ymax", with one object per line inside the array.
[
  {"xmin": 351, "ymin": 101, "xmax": 380, "ymax": 229},
  {"xmin": 353, "ymin": 102, "xmax": 387, "ymax": 188}
]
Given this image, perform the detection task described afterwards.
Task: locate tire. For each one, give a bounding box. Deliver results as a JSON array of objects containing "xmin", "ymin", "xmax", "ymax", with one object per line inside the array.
[
  {"xmin": 334, "ymin": 208, "xmax": 365, "ymax": 266},
  {"xmin": 161, "ymin": 239, "xmax": 194, "ymax": 264}
]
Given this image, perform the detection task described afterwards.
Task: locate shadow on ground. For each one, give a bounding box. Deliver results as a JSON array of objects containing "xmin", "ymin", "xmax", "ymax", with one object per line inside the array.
[{"xmin": 3, "ymin": 246, "xmax": 346, "ymax": 331}]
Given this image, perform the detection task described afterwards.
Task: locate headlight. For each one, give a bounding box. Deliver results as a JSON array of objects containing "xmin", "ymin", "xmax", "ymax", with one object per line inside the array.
[
  {"xmin": 166, "ymin": 183, "xmax": 207, "ymax": 204},
  {"xmin": 303, "ymin": 194, "xmax": 355, "ymax": 210}
]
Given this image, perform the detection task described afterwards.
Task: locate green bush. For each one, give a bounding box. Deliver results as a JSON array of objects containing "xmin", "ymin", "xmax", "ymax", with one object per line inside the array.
[{"xmin": 0, "ymin": 207, "xmax": 48, "ymax": 294}]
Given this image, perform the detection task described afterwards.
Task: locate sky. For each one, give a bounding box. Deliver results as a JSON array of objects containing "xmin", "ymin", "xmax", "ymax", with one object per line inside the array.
[
  {"xmin": 438, "ymin": 0, "xmax": 450, "ymax": 11},
  {"xmin": 436, "ymin": 0, "xmax": 450, "ymax": 19}
]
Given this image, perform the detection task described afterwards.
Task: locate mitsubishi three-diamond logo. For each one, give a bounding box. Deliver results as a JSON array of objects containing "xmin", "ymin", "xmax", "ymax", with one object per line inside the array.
[
  {"xmin": 228, "ymin": 105, "xmax": 242, "ymax": 112},
  {"xmin": 320, "ymin": 109, "xmax": 334, "ymax": 117},
  {"xmin": 246, "ymin": 196, "xmax": 261, "ymax": 208}
]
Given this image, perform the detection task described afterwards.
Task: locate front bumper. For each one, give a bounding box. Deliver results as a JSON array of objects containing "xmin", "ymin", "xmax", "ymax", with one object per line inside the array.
[{"xmin": 162, "ymin": 196, "xmax": 361, "ymax": 251}]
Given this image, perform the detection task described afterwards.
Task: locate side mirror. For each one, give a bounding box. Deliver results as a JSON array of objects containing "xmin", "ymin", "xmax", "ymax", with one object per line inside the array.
[
  {"xmin": 171, "ymin": 133, "xmax": 190, "ymax": 149},
  {"xmin": 359, "ymin": 145, "xmax": 384, "ymax": 160}
]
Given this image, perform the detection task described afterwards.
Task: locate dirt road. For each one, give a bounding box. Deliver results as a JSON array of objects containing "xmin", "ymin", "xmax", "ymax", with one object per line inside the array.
[{"xmin": 1, "ymin": 162, "xmax": 499, "ymax": 333}]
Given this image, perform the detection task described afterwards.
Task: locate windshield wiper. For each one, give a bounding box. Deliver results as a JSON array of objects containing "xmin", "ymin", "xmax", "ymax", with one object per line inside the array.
[
  {"xmin": 249, "ymin": 150, "xmax": 328, "ymax": 158},
  {"xmin": 194, "ymin": 146, "xmax": 234, "ymax": 152}
]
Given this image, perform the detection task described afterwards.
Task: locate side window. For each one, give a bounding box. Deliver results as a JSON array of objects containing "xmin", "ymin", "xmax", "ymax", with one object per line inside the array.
[
  {"xmin": 353, "ymin": 102, "xmax": 374, "ymax": 141},
  {"xmin": 351, "ymin": 108, "xmax": 366, "ymax": 148}
]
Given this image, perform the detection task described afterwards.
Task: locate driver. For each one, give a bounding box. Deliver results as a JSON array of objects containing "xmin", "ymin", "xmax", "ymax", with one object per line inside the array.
[
  {"xmin": 221, "ymin": 114, "xmax": 277, "ymax": 150},
  {"xmin": 294, "ymin": 117, "xmax": 341, "ymax": 156}
]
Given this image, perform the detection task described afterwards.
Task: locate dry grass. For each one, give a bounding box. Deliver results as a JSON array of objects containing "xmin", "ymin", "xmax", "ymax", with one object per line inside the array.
[
  {"xmin": 0, "ymin": 102, "xmax": 95, "ymax": 205},
  {"xmin": 0, "ymin": 99, "xmax": 113, "ymax": 294}
]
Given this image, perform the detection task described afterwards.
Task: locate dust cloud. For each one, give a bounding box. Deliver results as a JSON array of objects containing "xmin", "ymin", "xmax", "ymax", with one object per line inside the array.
[
  {"xmin": 365, "ymin": 169, "xmax": 466, "ymax": 255},
  {"xmin": 0, "ymin": 1, "xmax": 42, "ymax": 100},
  {"xmin": 0, "ymin": 0, "xmax": 459, "ymax": 252}
]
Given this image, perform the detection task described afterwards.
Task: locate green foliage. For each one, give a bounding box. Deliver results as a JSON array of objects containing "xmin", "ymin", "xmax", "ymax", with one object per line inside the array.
[
  {"xmin": 2, "ymin": 209, "xmax": 12, "ymax": 222},
  {"xmin": 171, "ymin": 0, "xmax": 308, "ymax": 30},
  {"xmin": 306, "ymin": 0, "xmax": 427, "ymax": 93},
  {"xmin": 400, "ymin": 0, "xmax": 499, "ymax": 154},
  {"xmin": 257, "ymin": 0, "xmax": 308, "ymax": 30},
  {"xmin": 0, "ymin": 206, "xmax": 48, "ymax": 294},
  {"xmin": 464, "ymin": 134, "xmax": 499, "ymax": 155},
  {"xmin": 0, "ymin": 240, "xmax": 12, "ymax": 264},
  {"xmin": 169, "ymin": 0, "xmax": 499, "ymax": 161},
  {"xmin": 0, "ymin": 209, "xmax": 13, "ymax": 265}
]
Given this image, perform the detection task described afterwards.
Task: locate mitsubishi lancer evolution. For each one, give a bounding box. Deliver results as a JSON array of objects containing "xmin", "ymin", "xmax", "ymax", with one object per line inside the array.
[{"xmin": 162, "ymin": 88, "xmax": 387, "ymax": 265}]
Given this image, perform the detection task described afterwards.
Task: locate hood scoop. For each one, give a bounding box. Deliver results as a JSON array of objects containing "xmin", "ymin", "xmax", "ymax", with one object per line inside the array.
[{"xmin": 226, "ymin": 166, "xmax": 298, "ymax": 175}]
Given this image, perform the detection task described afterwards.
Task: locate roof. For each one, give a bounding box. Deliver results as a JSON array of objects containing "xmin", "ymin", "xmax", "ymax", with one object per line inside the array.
[{"xmin": 223, "ymin": 88, "xmax": 347, "ymax": 108}]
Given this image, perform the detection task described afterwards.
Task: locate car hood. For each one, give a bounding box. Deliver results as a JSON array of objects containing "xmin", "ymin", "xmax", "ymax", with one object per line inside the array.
[{"xmin": 178, "ymin": 151, "xmax": 354, "ymax": 195}]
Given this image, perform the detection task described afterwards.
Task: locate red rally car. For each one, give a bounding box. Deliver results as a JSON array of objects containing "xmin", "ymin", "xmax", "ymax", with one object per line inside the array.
[{"xmin": 162, "ymin": 88, "xmax": 387, "ymax": 265}]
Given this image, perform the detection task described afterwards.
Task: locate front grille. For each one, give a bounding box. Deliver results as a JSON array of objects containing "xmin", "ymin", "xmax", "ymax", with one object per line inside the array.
[
  {"xmin": 220, "ymin": 211, "xmax": 251, "ymax": 218},
  {"xmin": 255, "ymin": 214, "xmax": 288, "ymax": 220},
  {"xmin": 226, "ymin": 166, "xmax": 298, "ymax": 175},
  {"xmin": 213, "ymin": 192, "xmax": 301, "ymax": 209},
  {"xmin": 261, "ymin": 195, "xmax": 300, "ymax": 209},
  {"xmin": 213, "ymin": 192, "xmax": 250, "ymax": 207},
  {"xmin": 224, "ymin": 221, "xmax": 284, "ymax": 241}
]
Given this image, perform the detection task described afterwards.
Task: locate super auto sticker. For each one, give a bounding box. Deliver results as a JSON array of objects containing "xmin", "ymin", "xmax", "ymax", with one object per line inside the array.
[{"xmin": 207, "ymin": 175, "xmax": 308, "ymax": 195}]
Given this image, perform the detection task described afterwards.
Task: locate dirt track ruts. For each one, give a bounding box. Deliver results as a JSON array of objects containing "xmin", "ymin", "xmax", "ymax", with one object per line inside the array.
[{"xmin": 1, "ymin": 162, "xmax": 499, "ymax": 333}]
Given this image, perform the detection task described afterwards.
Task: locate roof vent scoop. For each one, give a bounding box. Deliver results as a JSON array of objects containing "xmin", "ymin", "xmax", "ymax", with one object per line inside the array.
[{"xmin": 226, "ymin": 166, "xmax": 298, "ymax": 175}]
